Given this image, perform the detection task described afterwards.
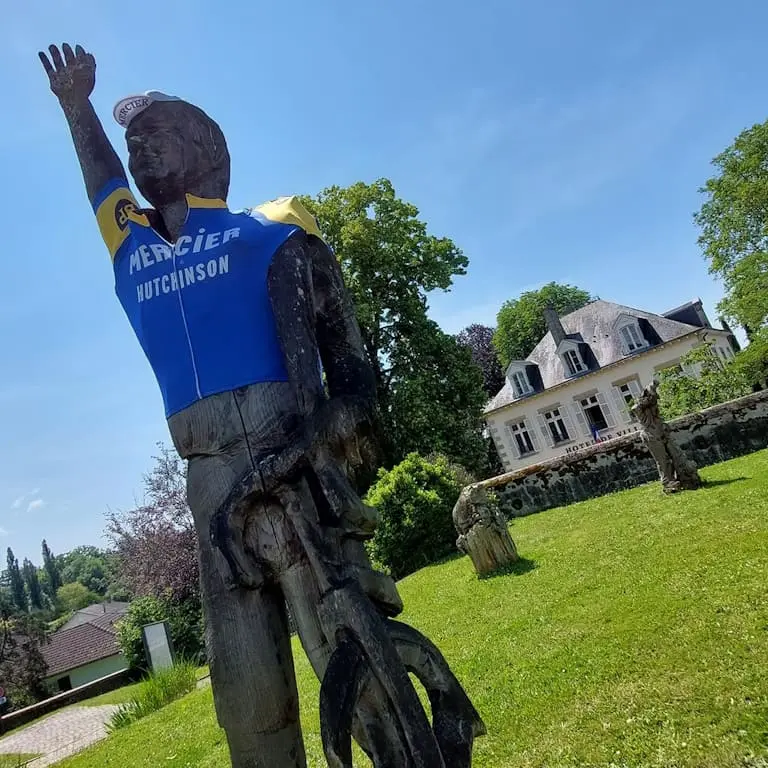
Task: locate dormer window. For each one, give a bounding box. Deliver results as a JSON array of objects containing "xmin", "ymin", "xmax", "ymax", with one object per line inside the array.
[
  {"xmin": 620, "ymin": 324, "xmax": 645, "ymax": 352},
  {"xmin": 505, "ymin": 362, "xmax": 536, "ymax": 399},
  {"xmin": 562, "ymin": 348, "xmax": 586, "ymax": 376},
  {"xmin": 614, "ymin": 315, "xmax": 648, "ymax": 355},
  {"xmin": 509, "ymin": 369, "xmax": 532, "ymax": 398}
]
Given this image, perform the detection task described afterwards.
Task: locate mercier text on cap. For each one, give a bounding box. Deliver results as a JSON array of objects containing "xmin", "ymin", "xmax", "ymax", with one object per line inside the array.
[{"xmin": 113, "ymin": 91, "xmax": 183, "ymax": 129}]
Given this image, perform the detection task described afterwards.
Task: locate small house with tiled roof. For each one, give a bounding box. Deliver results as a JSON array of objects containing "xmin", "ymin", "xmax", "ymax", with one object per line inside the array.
[
  {"xmin": 484, "ymin": 298, "xmax": 739, "ymax": 472},
  {"xmin": 43, "ymin": 602, "xmax": 130, "ymax": 692}
]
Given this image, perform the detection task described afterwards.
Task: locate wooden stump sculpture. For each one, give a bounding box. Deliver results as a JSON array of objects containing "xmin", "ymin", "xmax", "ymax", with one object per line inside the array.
[
  {"xmin": 631, "ymin": 380, "xmax": 702, "ymax": 494},
  {"xmin": 40, "ymin": 43, "xmax": 484, "ymax": 768},
  {"xmin": 453, "ymin": 485, "xmax": 518, "ymax": 577}
]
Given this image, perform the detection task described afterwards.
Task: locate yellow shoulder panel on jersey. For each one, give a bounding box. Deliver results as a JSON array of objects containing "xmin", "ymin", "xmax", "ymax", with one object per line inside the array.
[
  {"xmin": 255, "ymin": 196, "xmax": 322, "ymax": 239},
  {"xmin": 95, "ymin": 185, "xmax": 150, "ymax": 260}
]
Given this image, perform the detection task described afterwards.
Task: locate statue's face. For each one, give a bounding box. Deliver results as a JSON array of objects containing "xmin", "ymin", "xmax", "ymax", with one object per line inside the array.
[
  {"xmin": 126, "ymin": 103, "xmax": 187, "ymax": 205},
  {"xmin": 125, "ymin": 100, "xmax": 230, "ymax": 207}
]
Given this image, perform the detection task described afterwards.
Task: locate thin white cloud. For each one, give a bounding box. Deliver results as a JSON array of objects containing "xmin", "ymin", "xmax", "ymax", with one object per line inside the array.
[
  {"xmin": 403, "ymin": 59, "xmax": 710, "ymax": 236},
  {"xmin": 0, "ymin": 527, "xmax": 7, "ymax": 536},
  {"xmin": 26, "ymin": 499, "xmax": 45, "ymax": 513},
  {"xmin": 11, "ymin": 488, "xmax": 40, "ymax": 510}
]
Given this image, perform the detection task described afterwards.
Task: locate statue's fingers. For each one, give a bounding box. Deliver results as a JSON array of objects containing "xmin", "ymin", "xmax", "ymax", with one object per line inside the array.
[
  {"xmin": 48, "ymin": 44, "xmax": 64, "ymax": 70},
  {"xmin": 74, "ymin": 44, "xmax": 86, "ymax": 57},
  {"xmin": 86, "ymin": 53, "xmax": 96, "ymax": 70},
  {"xmin": 62, "ymin": 43, "xmax": 75, "ymax": 65},
  {"xmin": 38, "ymin": 50, "xmax": 54, "ymax": 76}
]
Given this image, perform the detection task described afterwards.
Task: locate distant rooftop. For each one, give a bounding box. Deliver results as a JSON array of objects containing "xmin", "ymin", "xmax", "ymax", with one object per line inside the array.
[
  {"xmin": 43, "ymin": 606, "xmax": 128, "ymax": 678},
  {"xmin": 58, "ymin": 601, "xmax": 130, "ymax": 632}
]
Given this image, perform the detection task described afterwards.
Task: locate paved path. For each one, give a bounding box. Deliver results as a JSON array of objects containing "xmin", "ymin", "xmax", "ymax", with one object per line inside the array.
[{"xmin": 0, "ymin": 705, "xmax": 118, "ymax": 766}]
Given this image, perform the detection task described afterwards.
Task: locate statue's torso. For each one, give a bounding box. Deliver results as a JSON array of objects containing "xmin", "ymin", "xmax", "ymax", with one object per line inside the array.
[{"xmin": 95, "ymin": 180, "xmax": 304, "ymax": 418}]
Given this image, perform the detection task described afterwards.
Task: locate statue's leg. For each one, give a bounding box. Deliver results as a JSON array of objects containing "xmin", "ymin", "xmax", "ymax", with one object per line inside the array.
[
  {"xmin": 665, "ymin": 439, "xmax": 702, "ymax": 489},
  {"xmin": 188, "ymin": 455, "xmax": 307, "ymax": 768},
  {"xmin": 282, "ymin": 556, "xmax": 409, "ymax": 767}
]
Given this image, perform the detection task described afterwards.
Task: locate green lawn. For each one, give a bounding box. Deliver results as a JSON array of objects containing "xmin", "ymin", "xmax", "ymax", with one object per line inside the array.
[
  {"xmin": 0, "ymin": 756, "xmax": 39, "ymax": 767},
  {"xmin": 77, "ymin": 681, "xmax": 145, "ymax": 708},
  {"xmin": 59, "ymin": 450, "xmax": 768, "ymax": 767}
]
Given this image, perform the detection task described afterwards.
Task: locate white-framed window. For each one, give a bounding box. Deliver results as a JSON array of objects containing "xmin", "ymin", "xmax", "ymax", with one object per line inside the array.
[
  {"xmin": 713, "ymin": 344, "xmax": 733, "ymax": 364},
  {"xmin": 538, "ymin": 407, "xmax": 571, "ymax": 445},
  {"xmin": 562, "ymin": 348, "xmax": 585, "ymax": 376},
  {"xmin": 508, "ymin": 368, "xmax": 533, "ymax": 398},
  {"xmin": 572, "ymin": 392, "xmax": 616, "ymax": 437},
  {"xmin": 611, "ymin": 377, "xmax": 643, "ymax": 423},
  {"xmin": 506, "ymin": 419, "xmax": 538, "ymax": 457},
  {"xmin": 618, "ymin": 322, "xmax": 647, "ymax": 354}
]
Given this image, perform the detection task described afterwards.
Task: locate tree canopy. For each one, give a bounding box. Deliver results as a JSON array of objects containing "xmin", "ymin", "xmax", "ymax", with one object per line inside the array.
[
  {"xmin": 42, "ymin": 539, "xmax": 62, "ymax": 598},
  {"xmin": 456, "ymin": 324, "xmax": 505, "ymax": 398},
  {"xmin": 694, "ymin": 119, "xmax": 768, "ymax": 336},
  {"xmin": 301, "ymin": 179, "xmax": 488, "ymax": 473},
  {"xmin": 657, "ymin": 345, "xmax": 751, "ymax": 420},
  {"xmin": 21, "ymin": 558, "xmax": 44, "ymax": 610},
  {"xmin": 6, "ymin": 548, "xmax": 26, "ymax": 612},
  {"xmin": 106, "ymin": 444, "xmax": 198, "ymax": 604},
  {"xmin": 493, "ymin": 282, "xmax": 594, "ymax": 368}
]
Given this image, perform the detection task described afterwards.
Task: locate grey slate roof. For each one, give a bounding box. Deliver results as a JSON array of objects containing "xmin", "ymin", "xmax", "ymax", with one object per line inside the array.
[
  {"xmin": 484, "ymin": 299, "xmax": 702, "ymax": 414},
  {"xmin": 59, "ymin": 601, "xmax": 129, "ymax": 632}
]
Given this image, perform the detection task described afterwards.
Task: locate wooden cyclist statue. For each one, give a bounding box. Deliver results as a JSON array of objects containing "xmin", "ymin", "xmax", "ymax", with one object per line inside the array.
[{"xmin": 39, "ymin": 43, "xmax": 484, "ymax": 768}]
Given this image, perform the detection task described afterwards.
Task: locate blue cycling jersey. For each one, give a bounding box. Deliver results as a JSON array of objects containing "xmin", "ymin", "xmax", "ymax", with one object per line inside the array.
[{"xmin": 93, "ymin": 179, "xmax": 318, "ymax": 417}]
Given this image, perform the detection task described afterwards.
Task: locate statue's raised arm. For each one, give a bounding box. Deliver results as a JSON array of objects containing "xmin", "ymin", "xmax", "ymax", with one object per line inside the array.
[{"xmin": 39, "ymin": 43, "xmax": 126, "ymax": 202}]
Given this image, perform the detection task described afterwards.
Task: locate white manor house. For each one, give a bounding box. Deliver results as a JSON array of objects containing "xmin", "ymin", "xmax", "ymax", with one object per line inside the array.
[{"xmin": 484, "ymin": 298, "xmax": 739, "ymax": 473}]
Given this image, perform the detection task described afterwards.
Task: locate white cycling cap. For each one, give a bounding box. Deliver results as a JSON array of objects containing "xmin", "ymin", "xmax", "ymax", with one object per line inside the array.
[{"xmin": 113, "ymin": 91, "xmax": 183, "ymax": 128}]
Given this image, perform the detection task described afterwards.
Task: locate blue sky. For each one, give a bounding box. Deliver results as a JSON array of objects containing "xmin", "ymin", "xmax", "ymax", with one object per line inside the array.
[{"xmin": 1, "ymin": 0, "xmax": 765, "ymax": 563}]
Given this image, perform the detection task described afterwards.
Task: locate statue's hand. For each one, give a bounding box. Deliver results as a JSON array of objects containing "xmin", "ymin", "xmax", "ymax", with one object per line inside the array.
[{"xmin": 38, "ymin": 44, "xmax": 95, "ymax": 105}]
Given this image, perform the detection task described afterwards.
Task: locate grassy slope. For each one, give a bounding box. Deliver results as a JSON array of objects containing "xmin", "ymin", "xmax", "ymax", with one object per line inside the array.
[
  {"xmin": 59, "ymin": 450, "xmax": 768, "ymax": 768},
  {"xmin": 0, "ymin": 757, "xmax": 39, "ymax": 767}
]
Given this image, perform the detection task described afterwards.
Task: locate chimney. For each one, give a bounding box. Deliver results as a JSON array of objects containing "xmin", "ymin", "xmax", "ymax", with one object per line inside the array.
[{"xmin": 543, "ymin": 305, "xmax": 566, "ymax": 346}]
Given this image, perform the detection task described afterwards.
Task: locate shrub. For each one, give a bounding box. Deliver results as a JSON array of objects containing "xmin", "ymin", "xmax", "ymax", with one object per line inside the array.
[
  {"xmin": 107, "ymin": 661, "xmax": 196, "ymax": 732},
  {"xmin": 115, "ymin": 595, "xmax": 205, "ymax": 671},
  {"xmin": 364, "ymin": 453, "xmax": 472, "ymax": 580},
  {"xmin": 115, "ymin": 596, "xmax": 166, "ymax": 670}
]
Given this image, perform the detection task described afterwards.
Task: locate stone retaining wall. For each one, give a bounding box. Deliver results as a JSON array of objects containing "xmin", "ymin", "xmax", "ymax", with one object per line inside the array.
[
  {"xmin": 480, "ymin": 389, "xmax": 768, "ymax": 518},
  {"xmin": 0, "ymin": 668, "xmax": 136, "ymax": 734}
]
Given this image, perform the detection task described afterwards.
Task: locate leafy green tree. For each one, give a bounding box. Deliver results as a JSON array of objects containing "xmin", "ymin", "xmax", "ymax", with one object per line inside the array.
[
  {"xmin": 300, "ymin": 179, "xmax": 488, "ymax": 473},
  {"xmin": 364, "ymin": 453, "xmax": 473, "ymax": 580},
  {"xmin": 694, "ymin": 120, "xmax": 768, "ymax": 333},
  {"xmin": 56, "ymin": 581, "xmax": 101, "ymax": 612},
  {"xmin": 657, "ymin": 346, "xmax": 751, "ymax": 420},
  {"xmin": 6, "ymin": 548, "xmax": 26, "ymax": 612},
  {"xmin": 719, "ymin": 252, "xmax": 768, "ymax": 334},
  {"xmin": 732, "ymin": 327, "xmax": 768, "ymax": 389},
  {"xmin": 57, "ymin": 546, "xmax": 116, "ymax": 596},
  {"xmin": 493, "ymin": 282, "xmax": 594, "ymax": 368},
  {"xmin": 21, "ymin": 558, "xmax": 44, "ymax": 611},
  {"xmin": 41, "ymin": 540, "xmax": 61, "ymax": 597}
]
